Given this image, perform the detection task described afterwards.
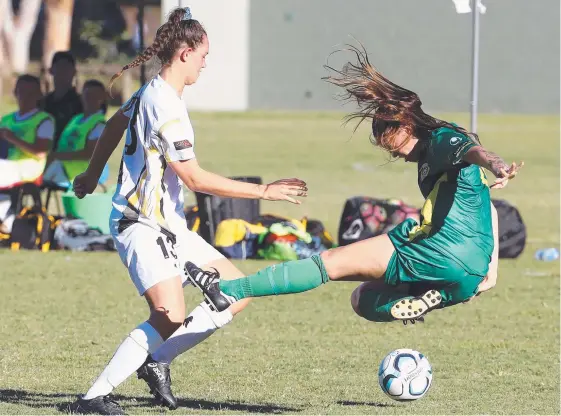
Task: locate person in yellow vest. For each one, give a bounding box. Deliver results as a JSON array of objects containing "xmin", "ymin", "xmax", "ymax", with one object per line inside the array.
[
  {"xmin": 0, "ymin": 74, "xmax": 55, "ymax": 233},
  {"xmin": 43, "ymin": 80, "xmax": 107, "ymax": 187}
]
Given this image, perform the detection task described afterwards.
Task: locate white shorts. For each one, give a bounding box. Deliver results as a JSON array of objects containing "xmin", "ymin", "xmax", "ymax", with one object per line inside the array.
[
  {"xmin": 113, "ymin": 223, "xmax": 225, "ymax": 295},
  {"xmin": 43, "ymin": 160, "xmax": 70, "ymax": 188},
  {"xmin": 0, "ymin": 159, "xmax": 42, "ymax": 187}
]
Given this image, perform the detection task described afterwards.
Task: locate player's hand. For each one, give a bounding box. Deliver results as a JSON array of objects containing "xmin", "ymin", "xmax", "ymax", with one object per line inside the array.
[
  {"xmin": 73, "ymin": 170, "xmax": 99, "ymax": 199},
  {"xmin": 490, "ymin": 161, "xmax": 524, "ymax": 189},
  {"xmin": 262, "ymin": 178, "xmax": 308, "ymax": 204}
]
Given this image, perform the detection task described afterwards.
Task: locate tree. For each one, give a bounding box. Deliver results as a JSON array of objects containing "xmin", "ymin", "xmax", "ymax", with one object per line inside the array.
[
  {"xmin": 0, "ymin": 0, "xmax": 43, "ymax": 74},
  {"xmin": 43, "ymin": 0, "xmax": 75, "ymax": 70}
]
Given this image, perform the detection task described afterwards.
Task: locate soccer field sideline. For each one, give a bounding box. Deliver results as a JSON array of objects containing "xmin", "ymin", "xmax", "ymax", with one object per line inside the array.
[{"xmin": 0, "ymin": 111, "xmax": 559, "ymax": 414}]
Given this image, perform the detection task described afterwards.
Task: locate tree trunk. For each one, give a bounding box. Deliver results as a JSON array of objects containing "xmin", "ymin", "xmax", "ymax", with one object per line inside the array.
[
  {"xmin": 119, "ymin": 5, "xmax": 158, "ymax": 49},
  {"xmin": 1, "ymin": 0, "xmax": 42, "ymax": 74},
  {"xmin": 43, "ymin": 0, "xmax": 75, "ymax": 70},
  {"xmin": 0, "ymin": 0, "xmax": 10, "ymax": 78}
]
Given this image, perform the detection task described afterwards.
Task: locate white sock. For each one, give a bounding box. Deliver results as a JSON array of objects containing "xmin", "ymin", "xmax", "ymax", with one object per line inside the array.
[
  {"xmin": 0, "ymin": 197, "xmax": 14, "ymax": 232},
  {"xmin": 151, "ymin": 302, "xmax": 233, "ymax": 365},
  {"xmin": 83, "ymin": 321, "xmax": 163, "ymax": 400},
  {"xmin": 0, "ymin": 196, "xmax": 11, "ymax": 221}
]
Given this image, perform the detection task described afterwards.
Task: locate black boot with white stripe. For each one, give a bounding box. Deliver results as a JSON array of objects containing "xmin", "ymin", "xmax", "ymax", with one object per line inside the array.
[{"xmin": 184, "ymin": 262, "xmax": 235, "ymax": 312}]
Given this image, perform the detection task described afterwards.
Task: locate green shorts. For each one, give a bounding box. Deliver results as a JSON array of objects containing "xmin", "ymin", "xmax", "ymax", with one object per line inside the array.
[{"xmin": 384, "ymin": 219, "xmax": 484, "ymax": 307}]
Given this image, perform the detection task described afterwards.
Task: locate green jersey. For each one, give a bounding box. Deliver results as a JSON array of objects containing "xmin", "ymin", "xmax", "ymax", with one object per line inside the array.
[{"xmin": 408, "ymin": 126, "xmax": 493, "ymax": 277}]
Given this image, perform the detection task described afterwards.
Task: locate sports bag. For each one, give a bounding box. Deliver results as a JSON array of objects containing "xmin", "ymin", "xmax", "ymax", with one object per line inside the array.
[
  {"xmin": 492, "ymin": 199, "xmax": 526, "ymax": 259},
  {"xmin": 338, "ymin": 197, "xmax": 420, "ymax": 246},
  {"xmin": 9, "ymin": 184, "xmax": 55, "ymax": 252},
  {"xmin": 53, "ymin": 219, "xmax": 115, "ymax": 252},
  {"xmin": 195, "ymin": 176, "xmax": 262, "ymax": 243},
  {"xmin": 256, "ymin": 216, "xmax": 332, "ymax": 261},
  {"xmin": 213, "ymin": 219, "xmax": 267, "ymax": 259}
]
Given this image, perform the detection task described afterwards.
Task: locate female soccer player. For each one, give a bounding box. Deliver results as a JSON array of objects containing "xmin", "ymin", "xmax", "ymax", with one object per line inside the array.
[
  {"xmin": 186, "ymin": 45, "xmax": 523, "ymax": 324},
  {"xmin": 69, "ymin": 7, "xmax": 306, "ymax": 415}
]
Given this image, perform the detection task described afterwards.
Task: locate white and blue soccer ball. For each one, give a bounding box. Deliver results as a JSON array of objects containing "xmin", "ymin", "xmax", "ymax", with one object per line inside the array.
[{"xmin": 378, "ymin": 348, "xmax": 433, "ymax": 401}]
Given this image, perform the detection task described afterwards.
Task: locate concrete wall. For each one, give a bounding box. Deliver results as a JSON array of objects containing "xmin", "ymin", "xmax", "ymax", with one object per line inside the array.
[
  {"xmin": 249, "ymin": 0, "xmax": 560, "ymax": 113},
  {"xmin": 162, "ymin": 0, "xmax": 250, "ymax": 110}
]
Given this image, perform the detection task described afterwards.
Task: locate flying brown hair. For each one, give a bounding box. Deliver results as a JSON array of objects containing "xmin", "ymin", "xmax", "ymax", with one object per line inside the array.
[{"xmin": 323, "ymin": 43, "xmax": 479, "ymax": 151}]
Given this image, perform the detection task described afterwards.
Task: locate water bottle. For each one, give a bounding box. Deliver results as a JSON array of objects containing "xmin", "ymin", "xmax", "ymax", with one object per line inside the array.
[{"xmin": 534, "ymin": 248, "xmax": 560, "ymax": 262}]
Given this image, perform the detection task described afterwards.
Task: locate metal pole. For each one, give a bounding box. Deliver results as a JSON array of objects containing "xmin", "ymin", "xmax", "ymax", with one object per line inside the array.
[
  {"xmin": 470, "ymin": 0, "xmax": 480, "ymax": 133},
  {"xmin": 138, "ymin": 0, "xmax": 146, "ymax": 85}
]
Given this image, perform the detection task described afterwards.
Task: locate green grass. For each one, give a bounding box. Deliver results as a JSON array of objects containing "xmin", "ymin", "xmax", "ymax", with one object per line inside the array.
[{"xmin": 0, "ymin": 111, "xmax": 559, "ymax": 415}]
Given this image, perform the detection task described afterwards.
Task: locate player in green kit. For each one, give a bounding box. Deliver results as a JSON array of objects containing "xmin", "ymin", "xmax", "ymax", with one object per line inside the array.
[{"xmin": 185, "ymin": 45, "xmax": 523, "ymax": 324}]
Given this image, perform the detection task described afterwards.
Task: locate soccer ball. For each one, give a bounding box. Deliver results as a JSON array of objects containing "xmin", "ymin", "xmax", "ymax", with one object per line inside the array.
[{"xmin": 378, "ymin": 348, "xmax": 433, "ymax": 401}]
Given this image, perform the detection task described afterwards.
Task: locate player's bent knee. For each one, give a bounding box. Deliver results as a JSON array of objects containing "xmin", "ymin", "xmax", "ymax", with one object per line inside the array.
[
  {"xmin": 354, "ymin": 288, "xmax": 397, "ymax": 323},
  {"xmin": 148, "ymin": 307, "xmax": 186, "ymax": 338},
  {"xmin": 321, "ymin": 247, "xmax": 351, "ymax": 280},
  {"xmin": 350, "ymin": 286, "xmax": 363, "ymax": 317}
]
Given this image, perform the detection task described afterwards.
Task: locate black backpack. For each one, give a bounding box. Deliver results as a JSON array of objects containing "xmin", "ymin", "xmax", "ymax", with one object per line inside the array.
[
  {"xmin": 195, "ymin": 176, "xmax": 262, "ymax": 244},
  {"xmin": 338, "ymin": 196, "xmax": 420, "ymax": 246},
  {"xmin": 9, "ymin": 184, "xmax": 56, "ymax": 252},
  {"xmin": 492, "ymin": 199, "xmax": 526, "ymax": 259}
]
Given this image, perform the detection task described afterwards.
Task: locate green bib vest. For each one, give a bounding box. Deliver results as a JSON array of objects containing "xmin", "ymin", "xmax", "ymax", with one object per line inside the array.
[
  {"xmin": 0, "ymin": 111, "xmax": 53, "ymax": 181},
  {"xmin": 57, "ymin": 113, "xmax": 105, "ymax": 181},
  {"xmin": 0, "ymin": 111, "xmax": 53, "ymax": 161}
]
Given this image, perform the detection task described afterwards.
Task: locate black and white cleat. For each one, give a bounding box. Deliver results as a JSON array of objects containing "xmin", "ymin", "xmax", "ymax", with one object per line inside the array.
[
  {"xmin": 184, "ymin": 262, "xmax": 236, "ymax": 312},
  {"xmin": 391, "ymin": 290, "xmax": 442, "ymax": 325}
]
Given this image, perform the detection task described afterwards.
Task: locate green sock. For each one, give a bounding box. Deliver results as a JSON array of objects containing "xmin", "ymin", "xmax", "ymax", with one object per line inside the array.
[
  {"xmin": 357, "ymin": 290, "xmax": 413, "ymax": 322},
  {"xmin": 219, "ymin": 255, "xmax": 329, "ymax": 300}
]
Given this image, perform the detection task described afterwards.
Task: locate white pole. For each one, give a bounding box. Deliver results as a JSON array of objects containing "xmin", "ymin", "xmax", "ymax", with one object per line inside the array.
[{"xmin": 470, "ymin": 0, "xmax": 481, "ymax": 133}]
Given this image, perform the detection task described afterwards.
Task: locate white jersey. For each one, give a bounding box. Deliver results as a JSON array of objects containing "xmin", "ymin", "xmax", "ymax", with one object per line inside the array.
[{"xmin": 110, "ymin": 75, "xmax": 196, "ymax": 239}]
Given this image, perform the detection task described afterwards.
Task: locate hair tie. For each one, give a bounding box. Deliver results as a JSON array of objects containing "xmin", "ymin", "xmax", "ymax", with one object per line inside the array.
[{"xmin": 182, "ymin": 7, "xmax": 192, "ymax": 21}]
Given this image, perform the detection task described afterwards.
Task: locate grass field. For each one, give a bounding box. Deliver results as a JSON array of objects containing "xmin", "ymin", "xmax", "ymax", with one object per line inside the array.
[{"xmin": 0, "ymin": 111, "xmax": 559, "ymax": 415}]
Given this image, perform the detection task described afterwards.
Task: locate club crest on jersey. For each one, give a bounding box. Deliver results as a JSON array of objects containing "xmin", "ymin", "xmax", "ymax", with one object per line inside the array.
[
  {"xmin": 450, "ymin": 136, "xmax": 462, "ymax": 146},
  {"xmin": 419, "ymin": 163, "xmax": 430, "ymax": 181},
  {"xmin": 174, "ymin": 139, "xmax": 192, "ymax": 150},
  {"xmin": 452, "ymin": 141, "xmax": 472, "ymax": 164}
]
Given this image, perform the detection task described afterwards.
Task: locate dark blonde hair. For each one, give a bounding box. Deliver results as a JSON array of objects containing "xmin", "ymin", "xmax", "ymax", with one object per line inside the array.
[
  {"xmin": 323, "ymin": 43, "xmax": 479, "ymax": 152},
  {"xmin": 109, "ymin": 7, "xmax": 207, "ymax": 93}
]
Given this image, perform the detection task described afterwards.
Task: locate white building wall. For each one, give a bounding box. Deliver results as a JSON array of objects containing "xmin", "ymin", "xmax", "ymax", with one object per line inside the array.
[{"xmin": 161, "ymin": 0, "xmax": 250, "ymax": 110}]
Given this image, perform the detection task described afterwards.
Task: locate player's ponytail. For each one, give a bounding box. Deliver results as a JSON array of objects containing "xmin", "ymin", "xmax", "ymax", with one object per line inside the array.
[
  {"xmin": 109, "ymin": 7, "xmax": 207, "ymax": 96},
  {"xmin": 324, "ymin": 43, "xmax": 480, "ymax": 152}
]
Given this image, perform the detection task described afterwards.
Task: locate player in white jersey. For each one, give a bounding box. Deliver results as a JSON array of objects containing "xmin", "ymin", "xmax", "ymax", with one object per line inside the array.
[{"xmin": 69, "ymin": 7, "xmax": 307, "ymax": 415}]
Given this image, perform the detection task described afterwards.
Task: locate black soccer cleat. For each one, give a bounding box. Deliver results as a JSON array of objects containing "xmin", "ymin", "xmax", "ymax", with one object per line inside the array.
[
  {"xmin": 67, "ymin": 395, "xmax": 125, "ymax": 415},
  {"xmin": 184, "ymin": 262, "xmax": 235, "ymax": 312},
  {"xmin": 137, "ymin": 355, "xmax": 178, "ymax": 410},
  {"xmin": 390, "ymin": 290, "xmax": 442, "ymax": 325}
]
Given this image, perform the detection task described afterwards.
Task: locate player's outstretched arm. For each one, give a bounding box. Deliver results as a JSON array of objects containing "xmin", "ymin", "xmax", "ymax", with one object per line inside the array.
[
  {"xmin": 463, "ymin": 145, "xmax": 524, "ymax": 189},
  {"xmin": 73, "ymin": 109, "xmax": 129, "ymax": 198},
  {"xmin": 169, "ymin": 159, "xmax": 307, "ymax": 204}
]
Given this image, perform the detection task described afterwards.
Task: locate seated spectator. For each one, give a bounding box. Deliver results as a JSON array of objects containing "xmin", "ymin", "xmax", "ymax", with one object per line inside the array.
[
  {"xmin": 41, "ymin": 51, "xmax": 83, "ymax": 147},
  {"xmin": 43, "ymin": 80, "xmax": 107, "ymax": 187},
  {"xmin": 0, "ymin": 74, "xmax": 55, "ymax": 232}
]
